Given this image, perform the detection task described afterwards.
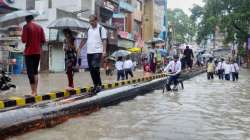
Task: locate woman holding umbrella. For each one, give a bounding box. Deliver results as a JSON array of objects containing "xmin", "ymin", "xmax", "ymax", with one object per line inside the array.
[{"xmin": 63, "ymin": 29, "xmax": 78, "ymax": 90}]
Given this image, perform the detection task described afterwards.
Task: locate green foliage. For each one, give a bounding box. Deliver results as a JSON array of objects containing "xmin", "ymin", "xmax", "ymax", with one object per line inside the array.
[
  {"xmin": 167, "ymin": 9, "xmax": 196, "ymax": 44},
  {"xmin": 192, "ymin": 0, "xmax": 250, "ymax": 45}
]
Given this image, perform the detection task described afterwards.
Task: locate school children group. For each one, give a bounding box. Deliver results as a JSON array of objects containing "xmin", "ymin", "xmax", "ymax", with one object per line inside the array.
[
  {"xmin": 115, "ymin": 56, "xmax": 134, "ymax": 81},
  {"xmin": 206, "ymin": 57, "xmax": 240, "ymax": 81}
]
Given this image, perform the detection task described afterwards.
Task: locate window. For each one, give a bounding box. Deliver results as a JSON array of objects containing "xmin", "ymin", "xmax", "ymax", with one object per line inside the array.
[{"xmin": 133, "ymin": 20, "xmax": 141, "ymax": 33}]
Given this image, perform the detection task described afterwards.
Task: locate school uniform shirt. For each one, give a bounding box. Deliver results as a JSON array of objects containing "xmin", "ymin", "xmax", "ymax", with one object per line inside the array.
[
  {"xmin": 207, "ymin": 62, "xmax": 215, "ymax": 73},
  {"xmin": 86, "ymin": 24, "xmax": 107, "ymax": 54},
  {"xmin": 164, "ymin": 60, "xmax": 182, "ymax": 74},
  {"xmin": 217, "ymin": 62, "xmax": 224, "ymax": 70},
  {"xmin": 115, "ymin": 61, "xmax": 124, "ymax": 71},
  {"xmin": 231, "ymin": 63, "xmax": 240, "ymax": 73},
  {"xmin": 224, "ymin": 64, "xmax": 231, "ymax": 74},
  {"xmin": 123, "ymin": 60, "xmax": 133, "ymax": 69}
]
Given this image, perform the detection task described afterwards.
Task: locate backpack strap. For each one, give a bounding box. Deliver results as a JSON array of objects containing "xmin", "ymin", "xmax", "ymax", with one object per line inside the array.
[
  {"xmin": 85, "ymin": 27, "xmax": 89, "ymax": 39},
  {"xmin": 99, "ymin": 26, "xmax": 102, "ymax": 39}
]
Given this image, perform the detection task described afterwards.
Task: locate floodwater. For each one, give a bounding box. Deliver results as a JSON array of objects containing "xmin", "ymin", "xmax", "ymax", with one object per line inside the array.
[{"xmin": 9, "ymin": 69, "xmax": 250, "ymax": 140}]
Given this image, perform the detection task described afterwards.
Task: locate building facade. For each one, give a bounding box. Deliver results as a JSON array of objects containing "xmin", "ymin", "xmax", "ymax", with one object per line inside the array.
[
  {"xmin": 0, "ymin": 0, "xmax": 167, "ymax": 72},
  {"xmin": 143, "ymin": 0, "xmax": 166, "ymax": 42}
]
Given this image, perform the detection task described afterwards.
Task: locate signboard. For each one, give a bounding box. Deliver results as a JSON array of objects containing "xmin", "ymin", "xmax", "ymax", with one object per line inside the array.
[
  {"xmin": 103, "ymin": 1, "xmax": 115, "ymax": 11},
  {"xmin": 118, "ymin": 31, "xmax": 129, "ymax": 39},
  {"xmin": 80, "ymin": 46, "xmax": 88, "ymax": 69},
  {"xmin": 112, "ymin": 18, "xmax": 125, "ymax": 31},
  {"xmin": 75, "ymin": 38, "xmax": 88, "ymax": 69},
  {"xmin": 118, "ymin": 39, "xmax": 134, "ymax": 49}
]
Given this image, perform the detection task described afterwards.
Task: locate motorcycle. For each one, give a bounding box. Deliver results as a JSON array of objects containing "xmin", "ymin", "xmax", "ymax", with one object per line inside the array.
[{"xmin": 0, "ymin": 70, "xmax": 16, "ymax": 91}]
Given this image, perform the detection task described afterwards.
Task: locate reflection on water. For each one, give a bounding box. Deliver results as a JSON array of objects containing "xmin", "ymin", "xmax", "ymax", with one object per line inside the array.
[{"xmin": 10, "ymin": 69, "xmax": 250, "ymax": 140}]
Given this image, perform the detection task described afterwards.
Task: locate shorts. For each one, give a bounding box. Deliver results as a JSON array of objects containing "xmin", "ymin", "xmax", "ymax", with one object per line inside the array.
[{"xmin": 25, "ymin": 54, "xmax": 40, "ymax": 83}]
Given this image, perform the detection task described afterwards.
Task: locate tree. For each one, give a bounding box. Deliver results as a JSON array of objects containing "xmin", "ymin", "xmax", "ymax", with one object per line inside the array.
[
  {"xmin": 192, "ymin": 0, "xmax": 250, "ymax": 45},
  {"xmin": 167, "ymin": 9, "xmax": 196, "ymax": 45}
]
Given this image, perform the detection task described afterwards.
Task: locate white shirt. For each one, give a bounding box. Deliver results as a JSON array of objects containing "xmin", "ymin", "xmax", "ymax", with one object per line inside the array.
[
  {"xmin": 224, "ymin": 64, "xmax": 231, "ymax": 74},
  {"xmin": 217, "ymin": 61, "xmax": 225, "ymax": 70},
  {"xmin": 115, "ymin": 61, "xmax": 124, "ymax": 71},
  {"xmin": 123, "ymin": 60, "xmax": 133, "ymax": 69},
  {"xmin": 86, "ymin": 24, "xmax": 107, "ymax": 54},
  {"xmin": 164, "ymin": 60, "xmax": 182, "ymax": 75},
  {"xmin": 231, "ymin": 63, "xmax": 240, "ymax": 73}
]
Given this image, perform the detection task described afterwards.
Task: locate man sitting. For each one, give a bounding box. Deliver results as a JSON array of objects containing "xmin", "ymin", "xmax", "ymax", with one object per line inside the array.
[{"xmin": 164, "ymin": 55, "xmax": 182, "ymax": 91}]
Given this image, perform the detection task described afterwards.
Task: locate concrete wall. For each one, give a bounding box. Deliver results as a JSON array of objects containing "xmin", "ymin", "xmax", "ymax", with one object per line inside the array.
[{"xmin": 81, "ymin": 0, "xmax": 95, "ymax": 16}]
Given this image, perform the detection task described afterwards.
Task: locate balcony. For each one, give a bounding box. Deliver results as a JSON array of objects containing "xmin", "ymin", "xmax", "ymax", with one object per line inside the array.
[{"xmin": 119, "ymin": 1, "xmax": 135, "ymax": 13}]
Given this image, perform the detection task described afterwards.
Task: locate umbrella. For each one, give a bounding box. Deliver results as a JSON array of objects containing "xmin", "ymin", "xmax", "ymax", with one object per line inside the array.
[
  {"xmin": 146, "ymin": 37, "xmax": 165, "ymax": 44},
  {"xmin": 158, "ymin": 48, "xmax": 168, "ymax": 56},
  {"xmin": 111, "ymin": 50, "xmax": 131, "ymax": 57},
  {"xmin": 48, "ymin": 17, "xmax": 89, "ymax": 31},
  {"xmin": 107, "ymin": 56, "xmax": 116, "ymax": 61},
  {"xmin": 128, "ymin": 47, "xmax": 141, "ymax": 53},
  {"xmin": 201, "ymin": 53, "xmax": 213, "ymax": 58},
  {"xmin": 0, "ymin": 10, "xmax": 39, "ymax": 27}
]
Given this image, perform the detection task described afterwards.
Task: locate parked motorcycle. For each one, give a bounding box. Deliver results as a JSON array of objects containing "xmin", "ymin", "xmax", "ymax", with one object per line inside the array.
[{"xmin": 0, "ymin": 70, "xmax": 16, "ymax": 91}]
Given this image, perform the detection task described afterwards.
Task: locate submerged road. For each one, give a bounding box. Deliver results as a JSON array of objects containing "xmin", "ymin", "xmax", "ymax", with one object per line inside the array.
[{"xmin": 9, "ymin": 69, "xmax": 250, "ymax": 140}]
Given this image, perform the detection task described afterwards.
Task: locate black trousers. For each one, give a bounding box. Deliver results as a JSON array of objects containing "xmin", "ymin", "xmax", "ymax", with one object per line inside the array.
[
  {"xmin": 232, "ymin": 72, "xmax": 239, "ymax": 81},
  {"xmin": 225, "ymin": 74, "xmax": 230, "ymax": 81},
  {"xmin": 117, "ymin": 70, "xmax": 125, "ymax": 81},
  {"xmin": 207, "ymin": 72, "xmax": 214, "ymax": 80},
  {"xmin": 167, "ymin": 74, "xmax": 180, "ymax": 91},
  {"xmin": 125, "ymin": 69, "xmax": 133, "ymax": 79},
  {"xmin": 218, "ymin": 69, "xmax": 224, "ymax": 80},
  {"xmin": 87, "ymin": 53, "xmax": 102, "ymax": 87},
  {"xmin": 25, "ymin": 54, "xmax": 40, "ymax": 84}
]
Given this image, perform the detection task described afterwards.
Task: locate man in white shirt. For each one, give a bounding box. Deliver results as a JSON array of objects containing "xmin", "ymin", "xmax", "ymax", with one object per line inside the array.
[
  {"xmin": 224, "ymin": 61, "xmax": 231, "ymax": 81},
  {"xmin": 79, "ymin": 15, "xmax": 107, "ymax": 93},
  {"xmin": 231, "ymin": 60, "xmax": 240, "ymax": 81},
  {"xmin": 164, "ymin": 55, "xmax": 182, "ymax": 91},
  {"xmin": 217, "ymin": 58, "xmax": 225, "ymax": 80},
  {"xmin": 123, "ymin": 56, "xmax": 134, "ymax": 80}
]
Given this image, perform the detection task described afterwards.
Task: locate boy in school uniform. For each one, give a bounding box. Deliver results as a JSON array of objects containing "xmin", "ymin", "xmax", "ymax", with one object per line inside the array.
[
  {"xmin": 224, "ymin": 61, "xmax": 231, "ymax": 81},
  {"xmin": 231, "ymin": 60, "xmax": 240, "ymax": 81}
]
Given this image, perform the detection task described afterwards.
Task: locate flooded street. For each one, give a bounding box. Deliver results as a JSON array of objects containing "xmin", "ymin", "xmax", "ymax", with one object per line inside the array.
[{"xmin": 9, "ymin": 69, "xmax": 250, "ymax": 140}]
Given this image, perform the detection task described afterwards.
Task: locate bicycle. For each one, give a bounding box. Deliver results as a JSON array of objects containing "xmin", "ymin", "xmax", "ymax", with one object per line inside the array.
[{"xmin": 162, "ymin": 74, "xmax": 184, "ymax": 93}]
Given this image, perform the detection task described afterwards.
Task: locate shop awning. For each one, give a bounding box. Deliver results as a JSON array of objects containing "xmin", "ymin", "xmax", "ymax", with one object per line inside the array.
[
  {"xmin": 0, "ymin": 0, "xmax": 18, "ymax": 14},
  {"xmin": 128, "ymin": 47, "xmax": 141, "ymax": 53}
]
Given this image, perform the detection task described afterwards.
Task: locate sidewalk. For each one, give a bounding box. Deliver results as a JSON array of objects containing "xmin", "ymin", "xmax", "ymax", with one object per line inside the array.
[{"xmin": 0, "ymin": 70, "xmax": 144, "ymax": 99}]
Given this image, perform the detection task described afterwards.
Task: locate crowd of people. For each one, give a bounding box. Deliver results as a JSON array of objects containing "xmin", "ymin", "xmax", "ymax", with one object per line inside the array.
[
  {"xmin": 22, "ymin": 14, "xmax": 107, "ymax": 95},
  {"xmin": 114, "ymin": 56, "xmax": 134, "ymax": 81},
  {"xmin": 206, "ymin": 57, "xmax": 240, "ymax": 81},
  {"xmin": 21, "ymin": 12, "xmax": 240, "ymax": 96}
]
